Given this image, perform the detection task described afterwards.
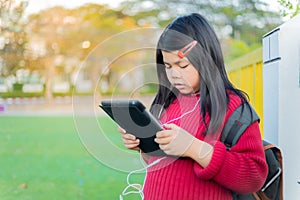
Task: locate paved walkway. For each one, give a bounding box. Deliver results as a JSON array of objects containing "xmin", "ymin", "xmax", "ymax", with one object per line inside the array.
[{"xmin": 0, "ymin": 95, "xmax": 156, "ymax": 116}]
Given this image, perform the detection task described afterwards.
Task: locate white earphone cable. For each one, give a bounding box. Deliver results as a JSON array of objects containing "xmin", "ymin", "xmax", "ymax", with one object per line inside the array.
[
  {"xmin": 119, "ymin": 152, "xmax": 166, "ymax": 200},
  {"xmin": 162, "ymin": 98, "xmax": 200, "ymax": 125},
  {"xmin": 120, "ymin": 97, "xmax": 200, "ymax": 199}
]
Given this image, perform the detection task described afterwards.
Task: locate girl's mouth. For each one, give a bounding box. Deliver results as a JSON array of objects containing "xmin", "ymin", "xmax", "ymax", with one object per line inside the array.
[{"xmin": 174, "ymin": 83, "xmax": 185, "ymax": 89}]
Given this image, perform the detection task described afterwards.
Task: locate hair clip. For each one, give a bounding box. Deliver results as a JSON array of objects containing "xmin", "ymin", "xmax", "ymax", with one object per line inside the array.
[{"xmin": 177, "ymin": 40, "xmax": 197, "ymax": 59}]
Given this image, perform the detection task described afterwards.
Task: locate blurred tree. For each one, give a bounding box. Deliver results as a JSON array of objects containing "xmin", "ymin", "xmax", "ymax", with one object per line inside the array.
[
  {"xmin": 222, "ymin": 38, "xmax": 261, "ymax": 62},
  {"xmin": 26, "ymin": 4, "xmax": 148, "ymax": 98},
  {"xmin": 277, "ymin": 0, "xmax": 300, "ymax": 18},
  {"xmin": 120, "ymin": 0, "xmax": 282, "ymax": 43},
  {"xmin": 119, "ymin": 0, "xmax": 283, "ymax": 61},
  {"xmin": 0, "ymin": 0, "xmax": 28, "ymax": 76}
]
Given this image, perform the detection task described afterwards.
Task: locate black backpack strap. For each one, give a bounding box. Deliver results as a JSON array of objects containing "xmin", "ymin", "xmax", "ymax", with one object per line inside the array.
[{"xmin": 221, "ymin": 103, "xmax": 260, "ymax": 149}]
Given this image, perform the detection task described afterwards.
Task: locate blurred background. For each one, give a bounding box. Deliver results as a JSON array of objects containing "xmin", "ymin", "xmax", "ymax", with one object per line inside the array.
[
  {"xmin": 0, "ymin": 0, "xmax": 299, "ymax": 199},
  {"xmin": 1, "ymin": 0, "xmax": 298, "ymax": 107}
]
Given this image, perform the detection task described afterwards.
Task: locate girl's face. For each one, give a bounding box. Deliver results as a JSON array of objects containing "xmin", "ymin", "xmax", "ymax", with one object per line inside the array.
[{"xmin": 162, "ymin": 50, "xmax": 200, "ymax": 94}]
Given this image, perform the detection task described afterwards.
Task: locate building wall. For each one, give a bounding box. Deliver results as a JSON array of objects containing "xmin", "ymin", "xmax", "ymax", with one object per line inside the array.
[{"xmin": 263, "ymin": 14, "xmax": 300, "ymax": 199}]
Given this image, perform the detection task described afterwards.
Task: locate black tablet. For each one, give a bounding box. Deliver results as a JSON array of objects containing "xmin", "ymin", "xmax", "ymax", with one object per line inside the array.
[{"xmin": 99, "ymin": 100, "xmax": 165, "ymax": 156}]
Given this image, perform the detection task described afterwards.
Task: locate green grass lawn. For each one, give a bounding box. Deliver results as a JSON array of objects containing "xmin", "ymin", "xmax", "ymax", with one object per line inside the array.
[{"xmin": 0, "ymin": 116, "xmax": 145, "ymax": 200}]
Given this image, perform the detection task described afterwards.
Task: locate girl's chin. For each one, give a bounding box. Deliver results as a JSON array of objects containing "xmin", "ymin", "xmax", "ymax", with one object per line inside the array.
[
  {"xmin": 177, "ymin": 88, "xmax": 197, "ymax": 95},
  {"xmin": 173, "ymin": 85, "xmax": 199, "ymax": 95}
]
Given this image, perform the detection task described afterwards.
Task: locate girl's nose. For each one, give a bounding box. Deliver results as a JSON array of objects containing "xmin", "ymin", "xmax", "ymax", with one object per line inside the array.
[{"xmin": 170, "ymin": 68, "xmax": 181, "ymax": 78}]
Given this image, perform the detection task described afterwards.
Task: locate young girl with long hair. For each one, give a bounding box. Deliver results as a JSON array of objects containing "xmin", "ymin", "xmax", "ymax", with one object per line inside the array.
[{"xmin": 119, "ymin": 13, "xmax": 267, "ymax": 200}]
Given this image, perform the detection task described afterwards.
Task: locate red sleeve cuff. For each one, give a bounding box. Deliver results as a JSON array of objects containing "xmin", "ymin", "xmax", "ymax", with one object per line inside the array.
[{"xmin": 193, "ymin": 141, "xmax": 227, "ymax": 180}]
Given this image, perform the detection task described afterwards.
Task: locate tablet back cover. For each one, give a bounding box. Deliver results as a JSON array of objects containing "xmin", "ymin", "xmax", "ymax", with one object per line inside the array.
[{"xmin": 100, "ymin": 100, "xmax": 165, "ymax": 156}]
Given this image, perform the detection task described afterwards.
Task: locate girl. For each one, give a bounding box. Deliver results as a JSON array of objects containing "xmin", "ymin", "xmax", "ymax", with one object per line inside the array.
[{"xmin": 119, "ymin": 13, "xmax": 267, "ymax": 200}]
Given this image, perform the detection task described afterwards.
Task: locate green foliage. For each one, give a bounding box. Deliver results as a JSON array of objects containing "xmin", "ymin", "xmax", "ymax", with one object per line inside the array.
[
  {"xmin": 26, "ymin": 4, "xmax": 144, "ymax": 98},
  {"xmin": 120, "ymin": 0, "xmax": 283, "ymax": 45},
  {"xmin": 0, "ymin": 91, "xmax": 45, "ymax": 98},
  {"xmin": 0, "ymin": 0, "xmax": 28, "ymax": 76},
  {"xmin": 278, "ymin": 0, "xmax": 300, "ymax": 18},
  {"xmin": 225, "ymin": 39, "xmax": 261, "ymax": 63},
  {"xmin": 0, "ymin": 1, "xmax": 288, "ymax": 98},
  {"xmin": 12, "ymin": 83, "xmax": 23, "ymax": 91}
]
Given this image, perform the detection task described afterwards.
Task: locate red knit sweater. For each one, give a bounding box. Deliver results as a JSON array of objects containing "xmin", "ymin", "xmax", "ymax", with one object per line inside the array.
[{"xmin": 143, "ymin": 93, "xmax": 268, "ymax": 200}]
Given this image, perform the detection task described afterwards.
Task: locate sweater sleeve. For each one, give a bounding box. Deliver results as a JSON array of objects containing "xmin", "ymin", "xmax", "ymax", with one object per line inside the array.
[{"xmin": 193, "ymin": 121, "xmax": 268, "ymax": 194}]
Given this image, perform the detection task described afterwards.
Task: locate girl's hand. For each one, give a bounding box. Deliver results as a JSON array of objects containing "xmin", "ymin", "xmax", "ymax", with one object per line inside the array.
[
  {"xmin": 118, "ymin": 127, "xmax": 140, "ymax": 151},
  {"xmin": 155, "ymin": 123, "xmax": 195, "ymax": 157}
]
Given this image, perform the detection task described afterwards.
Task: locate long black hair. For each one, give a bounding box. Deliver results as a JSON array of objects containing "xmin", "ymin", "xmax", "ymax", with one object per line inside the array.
[{"xmin": 150, "ymin": 13, "xmax": 249, "ymax": 136}]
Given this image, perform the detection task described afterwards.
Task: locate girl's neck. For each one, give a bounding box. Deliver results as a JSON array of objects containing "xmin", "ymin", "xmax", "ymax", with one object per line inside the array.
[{"xmin": 180, "ymin": 92, "xmax": 200, "ymax": 97}]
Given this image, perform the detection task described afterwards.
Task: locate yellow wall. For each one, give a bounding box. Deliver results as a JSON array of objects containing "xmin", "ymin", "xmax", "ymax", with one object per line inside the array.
[{"xmin": 226, "ymin": 48, "xmax": 264, "ymax": 135}]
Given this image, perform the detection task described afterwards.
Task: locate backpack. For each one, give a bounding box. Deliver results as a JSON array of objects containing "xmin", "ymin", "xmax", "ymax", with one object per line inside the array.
[{"xmin": 221, "ymin": 103, "xmax": 283, "ymax": 200}]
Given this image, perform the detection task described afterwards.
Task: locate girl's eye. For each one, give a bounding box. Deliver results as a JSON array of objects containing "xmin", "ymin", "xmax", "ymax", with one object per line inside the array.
[
  {"xmin": 165, "ymin": 64, "xmax": 172, "ymax": 69},
  {"xmin": 179, "ymin": 64, "xmax": 189, "ymax": 68},
  {"xmin": 164, "ymin": 63, "xmax": 189, "ymax": 69}
]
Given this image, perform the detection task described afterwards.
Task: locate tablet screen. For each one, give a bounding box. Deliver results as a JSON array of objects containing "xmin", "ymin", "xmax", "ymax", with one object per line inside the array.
[{"xmin": 99, "ymin": 100, "xmax": 165, "ymax": 156}]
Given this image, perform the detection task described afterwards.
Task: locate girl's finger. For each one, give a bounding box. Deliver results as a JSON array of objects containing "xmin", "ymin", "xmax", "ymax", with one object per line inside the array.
[
  {"xmin": 159, "ymin": 144, "xmax": 170, "ymax": 152},
  {"xmin": 163, "ymin": 123, "xmax": 178, "ymax": 130},
  {"xmin": 156, "ymin": 130, "xmax": 171, "ymax": 138},
  {"xmin": 155, "ymin": 136, "xmax": 171, "ymax": 145},
  {"xmin": 118, "ymin": 126, "xmax": 126, "ymax": 134},
  {"xmin": 122, "ymin": 133, "xmax": 136, "ymax": 140},
  {"xmin": 123, "ymin": 137, "xmax": 139, "ymax": 144},
  {"xmin": 124, "ymin": 142, "xmax": 139, "ymax": 149},
  {"xmin": 123, "ymin": 138, "xmax": 140, "ymax": 149}
]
